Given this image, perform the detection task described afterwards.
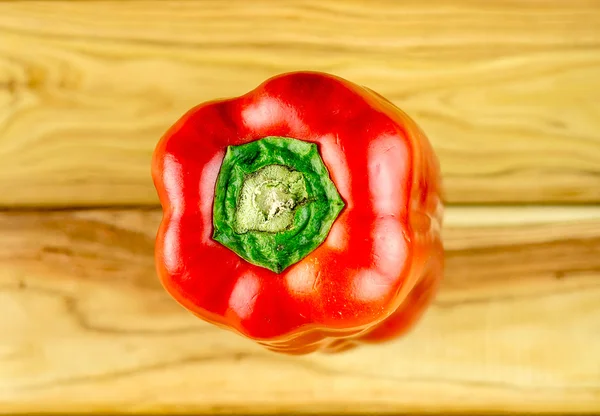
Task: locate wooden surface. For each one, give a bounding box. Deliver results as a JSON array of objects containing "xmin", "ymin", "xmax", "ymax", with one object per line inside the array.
[
  {"xmin": 0, "ymin": 207, "xmax": 599, "ymax": 414},
  {"xmin": 0, "ymin": 0, "xmax": 599, "ymax": 207},
  {"xmin": 1, "ymin": 0, "xmax": 600, "ymax": 414}
]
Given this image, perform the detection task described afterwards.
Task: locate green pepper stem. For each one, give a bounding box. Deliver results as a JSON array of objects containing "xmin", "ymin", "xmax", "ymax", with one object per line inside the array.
[{"xmin": 212, "ymin": 136, "xmax": 345, "ymax": 273}]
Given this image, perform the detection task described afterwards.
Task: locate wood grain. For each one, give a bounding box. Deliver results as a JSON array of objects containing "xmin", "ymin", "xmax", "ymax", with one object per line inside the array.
[
  {"xmin": 0, "ymin": 206, "xmax": 598, "ymax": 414},
  {"xmin": 1, "ymin": 0, "xmax": 600, "ymax": 207}
]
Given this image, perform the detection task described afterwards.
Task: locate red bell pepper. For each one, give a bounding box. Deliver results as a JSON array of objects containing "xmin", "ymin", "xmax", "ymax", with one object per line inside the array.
[{"xmin": 152, "ymin": 71, "xmax": 444, "ymax": 354}]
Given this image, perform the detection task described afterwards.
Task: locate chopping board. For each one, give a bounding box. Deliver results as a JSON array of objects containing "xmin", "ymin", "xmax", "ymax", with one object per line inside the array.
[{"xmin": 0, "ymin": 1, "xmax": 599, "ymax": 414}]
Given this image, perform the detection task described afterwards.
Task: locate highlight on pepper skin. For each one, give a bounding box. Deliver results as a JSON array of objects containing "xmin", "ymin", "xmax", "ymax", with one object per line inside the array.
[{"xmin": 151, "ymin": 70, "xmax": 444, "ymax": 355}]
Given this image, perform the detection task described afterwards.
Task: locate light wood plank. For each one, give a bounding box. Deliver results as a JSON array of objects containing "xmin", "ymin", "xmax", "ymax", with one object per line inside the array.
[
  {"xmin": 0, "ymin": 1, "xmax": 599, "ymax": 207},
  {"xmin": 0, "ymin": 206, "xmax": 598, "ymax": 414}
]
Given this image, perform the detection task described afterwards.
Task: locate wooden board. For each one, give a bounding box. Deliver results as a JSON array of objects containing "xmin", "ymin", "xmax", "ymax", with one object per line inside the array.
[
  {"xmin": 1, "ymin": 1, "xmax": 599, "ymax": 414},
  {"xmin": 1, "ymin": 207, "xmax": 599, "ymax": 414},
  {"xmin": 1, "ymin": 0, "xmax": 600, "ymax": 207}
]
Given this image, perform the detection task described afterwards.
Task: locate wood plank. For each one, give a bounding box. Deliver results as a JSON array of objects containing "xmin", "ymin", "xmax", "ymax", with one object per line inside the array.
[
  {"xmin": 0, "ymin": 206, "xmax": 599, "ymax": 414},
  {"xmin": 1, "ymin": 1, "xmax": 599, "ymax": 207}
]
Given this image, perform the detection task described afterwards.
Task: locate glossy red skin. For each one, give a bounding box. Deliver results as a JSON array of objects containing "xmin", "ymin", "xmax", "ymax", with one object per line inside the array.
[{"xmin": 152, "ymin": 71, "xmax": 444, "ymax": 354}]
